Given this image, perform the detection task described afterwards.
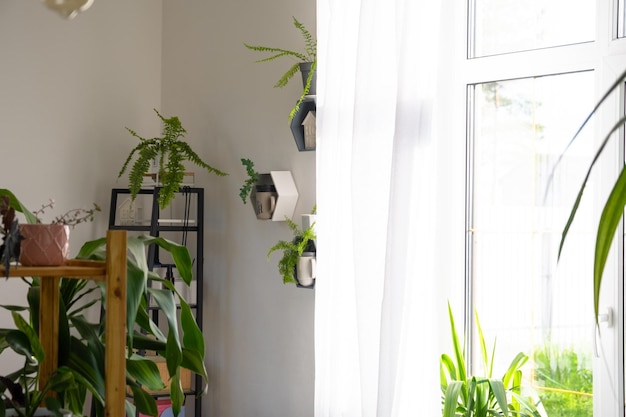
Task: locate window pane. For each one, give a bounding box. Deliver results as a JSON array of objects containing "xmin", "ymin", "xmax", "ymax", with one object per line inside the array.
[
  {"xmin": 469, "ymin": 72, "xmax": 595, "ymax": 416},
  {"xmin": 472, "ymin": 0, "xmax": 595, "ymax": 57}
]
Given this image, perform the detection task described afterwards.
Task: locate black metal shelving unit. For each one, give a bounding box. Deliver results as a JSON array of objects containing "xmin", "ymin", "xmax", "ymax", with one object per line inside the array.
[{"xmin": 108, "ymin": 187, "xmax": 204, "ymax": 417}]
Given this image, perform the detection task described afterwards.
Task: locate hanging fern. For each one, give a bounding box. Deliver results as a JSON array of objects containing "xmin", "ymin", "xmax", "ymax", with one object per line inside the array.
[
  {"xmin": 118, "ymin": 109, "xmax": 228, "ymax": 209},
  {"xmin": 267, "ymin": 211, "xmax": 317, "ymax": 285},
  {"xmin": 244, "ymin": 17, "xmax": 317, "ymax": 121}
]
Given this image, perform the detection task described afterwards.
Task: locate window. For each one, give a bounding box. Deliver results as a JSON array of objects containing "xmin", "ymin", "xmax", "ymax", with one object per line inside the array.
[{"xmin": 464, "ymin": 1, "xmax": 626, "ymax": 416}]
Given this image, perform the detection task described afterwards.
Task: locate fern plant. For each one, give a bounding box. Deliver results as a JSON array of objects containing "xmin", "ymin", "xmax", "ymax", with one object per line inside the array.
[
  {"xmin": 244, "ymin": 16, "xmax": 316, "ymax": 121},
  {"xmin": 118, "ymin": 109, "xmax": 227, "ymax": 209},
  {"xmin": 267, "ymin": 210, "xmax": 316, "ymax": 285}
]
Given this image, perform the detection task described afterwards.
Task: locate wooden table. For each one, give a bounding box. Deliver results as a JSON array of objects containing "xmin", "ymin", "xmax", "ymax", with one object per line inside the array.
[{"xmin": 0, "ymin": 230, "xmax": 127, "ymax": 417}]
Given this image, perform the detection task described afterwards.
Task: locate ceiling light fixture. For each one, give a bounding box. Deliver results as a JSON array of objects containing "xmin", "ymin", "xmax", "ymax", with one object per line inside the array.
[{"xmin": 42, "ymin": 0, "xmax": 94, "ymax": 19}]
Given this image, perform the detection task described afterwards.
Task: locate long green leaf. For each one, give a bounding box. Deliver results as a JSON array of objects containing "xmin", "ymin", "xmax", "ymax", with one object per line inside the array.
[
  {"xmin": 489, "ymin": 379, "xmax": 509, "ymax": 417},
  {"xmin": 126, "ymin": 355, "xmax": 166, "ymax": 391},
  {"xmin": 593, "ymin": 165, "xmax": 626, "ymax": 321},
  {"xmin": 442, "ymin": 380, "xmax": 465, "ymax": 417}
]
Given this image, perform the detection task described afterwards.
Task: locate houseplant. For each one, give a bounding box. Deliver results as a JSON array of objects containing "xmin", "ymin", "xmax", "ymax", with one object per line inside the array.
[
  {"xmin": 0, "ymin": 311, "xmax": 77, "ymax": 417},
  {"xmin": 0, "ymin": 189, "xmax": 205, "ymax": 417},
  {"xmin": 440, "ymin": 303, "xmax": 541, "ymax": 417},
  {"xmin": 244, "ymin": 16, "xmax": 317, "ymax": 121},
  {"xmin": 555, "ymin": 67, "xmax": 626, "ymax": 323},
  {"xmin": 19, "ymin": 199, "xmax": 100, "ymax": 267},
  {"xmin": 267, "ymin": 209, "xmax": 316, "ymax": 286},
  {"xmin": 118, "ymin": 109, "xmax": 228, "ymax": 209},
  {"xmin": 0, "ymin": 190, "xmax": 99, "ymax": 271}
]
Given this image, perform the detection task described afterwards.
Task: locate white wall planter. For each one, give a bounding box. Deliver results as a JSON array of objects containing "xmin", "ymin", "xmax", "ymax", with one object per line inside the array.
[{"xmin": 250, "ymin": 171, "xmax": 299, "ymax": 221}]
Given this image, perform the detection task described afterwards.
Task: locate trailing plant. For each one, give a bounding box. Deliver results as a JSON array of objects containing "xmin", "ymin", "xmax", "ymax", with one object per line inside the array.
[
  {"xmin": 244, "ymin": 17, "xmax": 317, "ymax": 121},
  {"xmin": 239, "ymin": 158, "xmax": 259, "ymax": 204},
  {"xmin": 555, "ymin": 67, "xmax": 626, "ymax": 323},
  {"xmin": 32, "ymin": 199, "xmax": 100, "ymax": 227},
  {"xmin": 118, "ymin": 109, "xmax": 227, "ymax": 209},
  {"xmin": 267, "ymin": 209, "xmax": 316, "ymax": 285},
  {"xmin": 440, "ymin": 303, "xmax": 541, "ymax": 417}
]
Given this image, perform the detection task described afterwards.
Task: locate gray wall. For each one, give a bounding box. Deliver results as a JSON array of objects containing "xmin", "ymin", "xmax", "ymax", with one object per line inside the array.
[{"xmin": 0, "ymin": 1, "xmax": 316, "ymax": 416}]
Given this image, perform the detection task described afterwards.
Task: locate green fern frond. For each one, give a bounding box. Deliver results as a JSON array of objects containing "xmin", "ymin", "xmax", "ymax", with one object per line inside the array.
[
  {"xmin": 128, "ymin": 145, "xmax": 159, "ymax": 199},
  {"xmin": 288, "ymin": 61, "xmax": 315, "ymax": 121},
  {"xmin": 275, "ymin": 63, "xmax": 301, "ymax": 89},
  {"xmin": 243, "ymin": 45, "xmax": 308, "ymax": 62},
  {"xmin": 293, "ymin": 17, "xmax": 316, "ymax": 61},
  {"xmin": 178, "ymin": 142, "xmax": 227, "ymax": 177}
]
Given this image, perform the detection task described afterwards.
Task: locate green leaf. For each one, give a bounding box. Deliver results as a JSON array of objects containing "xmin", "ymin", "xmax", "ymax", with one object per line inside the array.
[
  {"xmin": 488, "ymin": 379, "xmax": 509, "ymax": 416},
  {"xmin": 129, "ymin": 384, "xmax": 158, "ymax": 417},
  {"xmin": 593, "ymin": 165, "xmax": 626, "ymax": 322},
  {"xmin": 442, "ymin": 380, "xmax": 465, "ymax": 417},
  {"xmin": 11, "ymin": 312, "xmax": 44, "ymax": 362},
  {"xmin": 126, "ymin": 355, "xmax": 166, "ymax": 391}
]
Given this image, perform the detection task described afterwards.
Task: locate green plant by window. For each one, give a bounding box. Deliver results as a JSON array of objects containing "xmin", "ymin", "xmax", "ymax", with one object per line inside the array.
[
  {"xmin": 118, "ymin": 109, "xmax": 227, "ymax": 209},
  {"xmin": 239, "ymin": 158, "xmax": 259, "ymax": 204},
  {"xmin": 440, "ymin": 303, "xmax": 541, "ymax": 417}
]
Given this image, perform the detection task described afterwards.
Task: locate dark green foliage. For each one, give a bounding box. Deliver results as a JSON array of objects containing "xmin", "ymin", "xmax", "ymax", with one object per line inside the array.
[
  {"xmin": 239, "ymin": 158, "xmax": 259, "ymax": 204},
  {"xmin": 267, "ymin": 214, "xmax": 316, "ymax": 285},
  {"xmin": 532, "ymin": 346, "xmax": 592, "ymax": 417},
  {"xmin": 118, "ymin": 109, "xmax": 227, "ymax": 209}
]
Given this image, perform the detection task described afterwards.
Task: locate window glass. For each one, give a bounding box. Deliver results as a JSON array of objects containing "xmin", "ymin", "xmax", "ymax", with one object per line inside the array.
[
  {"xmin": 468, "ymin": 71, "xmax": 596, "ymax": 415},
  {"xmin": 472, "ymin": 0, "xmax": 595, "ymax": 57}
]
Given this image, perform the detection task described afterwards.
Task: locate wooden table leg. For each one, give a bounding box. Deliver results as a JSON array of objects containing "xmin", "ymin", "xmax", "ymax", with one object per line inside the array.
[
  {"xmin": 104, "ymin": 230, "xmax": 127, "ymax": 417},
  {"xmin": 39, "ymin": 276, "xmax": 60, "ymax": 393}
]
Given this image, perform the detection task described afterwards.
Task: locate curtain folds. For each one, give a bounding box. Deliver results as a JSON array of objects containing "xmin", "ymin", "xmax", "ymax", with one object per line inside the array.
[{"xmin": 315, "ymin": 0, "xmax": 444, "ymax": 416}]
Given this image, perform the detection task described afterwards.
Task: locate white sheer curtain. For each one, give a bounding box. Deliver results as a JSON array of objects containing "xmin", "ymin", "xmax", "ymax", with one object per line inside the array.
[{"xmin": 315, "ymin": 0, "xmax": 444, "ymax": 416}]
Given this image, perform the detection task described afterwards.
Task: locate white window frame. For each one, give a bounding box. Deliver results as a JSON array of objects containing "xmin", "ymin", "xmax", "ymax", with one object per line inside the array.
[{"xmin": 438, "ymin": 1, "xmax": 626, "ymax": 416}]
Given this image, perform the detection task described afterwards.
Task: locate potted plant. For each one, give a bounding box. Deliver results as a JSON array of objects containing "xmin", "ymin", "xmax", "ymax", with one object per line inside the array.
[
  {"xmin": 118, "ymin": 109, "xmax": 228, "ymax": 209},
  {"xmin": 441, "ymin": 303, "xmax": 541, "ymax": 417},
  {"xmin": 267, "ymin": 210, "xmax": 316, "ymax": 287},
  {"xmin": 244, "ymin": 16, "xmax": 317, "ymax": 121},
  {"xmin": 0, "ymin": 190, "xmax": 99, "ymax": 271},
  {"xmin": 0, "ymin": 311, "xmax": 76, "ymax": 417},
  {"xmin": 0, "ymin": 189, "xmax": 206, "ymax": 417}
]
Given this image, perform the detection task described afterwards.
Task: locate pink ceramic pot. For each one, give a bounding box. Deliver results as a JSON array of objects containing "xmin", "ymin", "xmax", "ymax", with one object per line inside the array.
[{"xmin": 19, "ymin": 224, "xmax": 70, "ymax": 266}]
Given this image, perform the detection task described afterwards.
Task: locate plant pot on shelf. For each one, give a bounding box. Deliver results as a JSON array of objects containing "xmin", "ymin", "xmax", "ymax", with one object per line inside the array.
[
  {"xmin": 19, "ymin": 224, "xmax": 70, "ymax": 266},
  {"xmin": 296, "ymin": 251, "xmax": 316, "ymax": 288},
  {"xmin": 299, "ymin": 62, "xmax": 316, "ymax": 96}
]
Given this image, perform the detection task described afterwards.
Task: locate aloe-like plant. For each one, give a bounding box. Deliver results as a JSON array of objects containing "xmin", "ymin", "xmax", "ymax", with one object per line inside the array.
[
  {"xmin": 267, "ymin": 210, "xmax": 316, "ymax": 285},
  {"xmin": 244, "ymin": 16, "xmax": 317, "ymax": 121},
  {"xmin": 118, "ymin": 109, "xmax": 227, "ymax": 209},
  {"xmin": 554, "ymin": 67, "xmax": 626, "ymax": 324},
  {"xmin": 440, "ymin": 303, "xmax": 541, "ymax": 417}
]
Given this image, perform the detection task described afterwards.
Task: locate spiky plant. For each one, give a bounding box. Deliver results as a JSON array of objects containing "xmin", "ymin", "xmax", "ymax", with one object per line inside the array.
[
  {"xmin": 244, "ymin": 16, "xmax": 316, "ymax": 121},
  {"xmin": 118, "ymin": 109, "xmax": 227, "ymax": 209},
  {"xmin": 267, "ymin": 212, "xmax": 316, "ymax": 285}
]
